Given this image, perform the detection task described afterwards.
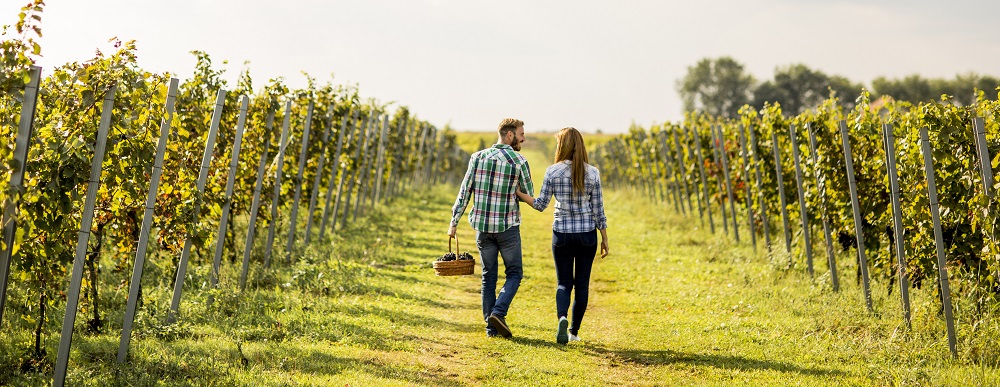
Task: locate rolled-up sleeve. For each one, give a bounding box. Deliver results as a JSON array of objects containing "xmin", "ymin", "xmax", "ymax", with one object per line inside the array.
[
  {"xmin": 451, "ymin": 156, "xmax": 477, "ymax": 227},
  {"xmin": 531, "ymin": 169, "xmax": 552, "ymax": 212},
  {"xmin": 590, "ymin": 168, "xmax": 607, "ymax": 230}
]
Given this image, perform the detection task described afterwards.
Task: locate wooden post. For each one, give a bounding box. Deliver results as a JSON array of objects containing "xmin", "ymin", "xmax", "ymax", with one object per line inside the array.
[
  {"xmin": 789, "ymin": 124, "xmax": 814, "ymax": 276},
  {"xmin": 717, "ymin": 125, "xmax": 739, "ymax": 242},
  {"xmin": 304, "ymin": 104, "xmax": 336, "ymax": 245},
  {"xmin": 263, "ymin": 101, "xmax": 293, "ymax": 268},
  {"xmin": 54, "ymin": 85, "xmax": 117, "ymax": 387},
  {"xmin": 738, "ymin": 124, "xmax": 757, "ymax": 250},
  {"xmin": 118, "ymin": 78, "xmax": 179, "ymax": 363},
  {"xmin": 771, "ymin": 131, "xmax": 792, "ymax": 254},
  {"xmin": 882, "ymin": 123, "xmax": 912, "ymax": 330},
  {"xmin": 839, "ymin": 120, "xmax": 873, "ymax": 311},
  {"xmin": 0, "ymin": 66, "xmax": 41, "ymax": 327},
  {"xmin": 169, "ymin": 89, "xmax": 226, "ymax": 323},
  {"xmin": 285, "ymin": 99, "xmax": 314, "ymax": 258},
  {"xmin": 209, "ymin": 95, "xmax": 249, "ymax": 293},
  {"xmin": 690, "ymin": 126, "xmax": 715, "ymax": 233},
  {"xmin": 807, "ymin": 123, "xmax": 839, "ymax": 290},
  {"xmin": 919, "ymin": 127, "xmax": 958, "ymax": 358},
  {"xmin": 240, "ymin": 107, "xmax": 275, "ymax": 289}
]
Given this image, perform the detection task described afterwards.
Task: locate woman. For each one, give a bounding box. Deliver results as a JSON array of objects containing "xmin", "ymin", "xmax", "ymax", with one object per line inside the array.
[{"xmin": 516, "ymin": 127, "xmax": 609, "ymax": 344}]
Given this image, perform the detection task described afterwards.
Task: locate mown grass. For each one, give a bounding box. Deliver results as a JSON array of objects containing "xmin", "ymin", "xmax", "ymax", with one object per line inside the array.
[{"xmin": 0, "ymin": 132, "xmax": 998, "ymax": 386}]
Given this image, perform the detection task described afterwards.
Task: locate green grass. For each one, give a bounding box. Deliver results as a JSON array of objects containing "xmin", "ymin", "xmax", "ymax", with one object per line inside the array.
[{"xmin": 2, "ymin": 132, "xmax": 999, "ymax": 386}]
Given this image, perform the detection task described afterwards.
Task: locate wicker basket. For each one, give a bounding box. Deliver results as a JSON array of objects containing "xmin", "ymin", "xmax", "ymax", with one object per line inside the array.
[{"xmin": 433, "ymin": 236, "xmax": 475, "ymax": 276}]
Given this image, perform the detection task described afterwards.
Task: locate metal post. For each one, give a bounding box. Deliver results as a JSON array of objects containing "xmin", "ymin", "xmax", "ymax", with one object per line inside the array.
[
  {"xmin": 789, "ymin": 124, "xmax": 814, "ymax": 275},
  {"xmin": 118, "ymin": 78, "xmax": 179, "ymax": 363},
  {"xmin": 674, "ymin": 130, "xmax": 695, "ymax": 216},
  {"xmin": 690, "ymin": 126, "xmax": 715, "ymax": 233},
  {"xmin": 285, "ymin": 99, "xmax": 314, "ymax": 258},
  {"xmin": 748, "ymin": 124, "xmax": 772, "ymax": 251},
  {"xmin": 54, "ymin": 85, "xmax": 116, "ymax": 387},
  {"xmin": 320, "ymin": 111, "xmax": 350, "ymax": 240},
  {"xmin": 883, "ymin": 123, "xmax": 912, "ymax": 330},
  {"xmin": 0, "ymin": 66, "xmax": 41, "ymax": 327},
  {"xmin": 973, "ymin": 117, "xmax": 994, "ymax": 198},
  {"xmin": 658, "ymin": 133, "xmax": 681, "ymax": 214},
  {"xmin": 304, "ymin": 104, "xmax": 335, "ymax": 245},
  {"xmin": 210, "ymin": 96, "xmax": 249, "ymax": 292},
  {"xmin": 738, "ymin": 124, "xmax": 757, "ymax": 250},
  {"xmin": 717, "ymin": 125, "xmax": 739, "ymax": 242},
  {"xmin": 354, "ymin": 115, "xmax": 378, "ymax": 220},
  {"xmin": 373, "ymin": 115, "xmax": 391, "ymax": 204},
  {"xmin": 711, "ymin": 126, "xmax": 729, "ymax": 235},
  {"xmin": 332, "ymin": 113, "xmax": 360, "ymax": 234},
  {"xmin": 263, "ymin": 100, "xmax": 293, "ymax": 269},
  {"xmin": 807, "ymin": 123, "xmax": 838, "ymax": 290},
  {"xmin": 168, "ymin": 89, "xmax": 226, "ymax": 323},
  {"xmin": 839, "ymin": 120, "xmax": 873, "ymax": 311},
  {"xmin": 342, "ymin": 115, "xmax": 371, "ymax": 230},
  {"xmin": 919, "ymin": 127, "xmax": 958, "ymax": 358},
  {"xmin": 683, "ymin": 126, "xmax": 705, "ymax": 226},
  {"xmin": 240, "ymin": 107, "xmax": 275, "ymax": 289},
  {"xmin": 772, "ymin": 131, "xmax": 792, "ymax": 254}
]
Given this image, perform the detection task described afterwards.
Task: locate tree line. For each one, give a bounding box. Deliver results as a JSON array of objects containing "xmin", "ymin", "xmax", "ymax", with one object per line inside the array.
[{"xmin": 678, "ymin": 56, "xmax": 1000, "ymax": 118}]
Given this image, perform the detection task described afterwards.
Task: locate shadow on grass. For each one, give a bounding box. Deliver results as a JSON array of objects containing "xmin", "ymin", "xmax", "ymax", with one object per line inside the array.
[
  {"xmin": 271, "ymin": 348, "xmax": 466, "ymax": 387},
  {"xmin": 583, "ymin": 344, "xmax": 850, "ymax": 377}
]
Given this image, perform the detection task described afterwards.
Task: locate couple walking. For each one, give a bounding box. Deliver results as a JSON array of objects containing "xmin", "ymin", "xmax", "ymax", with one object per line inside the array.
[{"xmin": 448, "ymin": 118, "xmax": 609, "ymax": 344}]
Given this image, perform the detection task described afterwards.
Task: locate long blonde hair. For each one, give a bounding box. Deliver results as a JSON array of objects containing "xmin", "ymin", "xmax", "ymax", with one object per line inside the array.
[{"xmin": 553, "ymin": 127, "xmax": 588, "ymax": 194}]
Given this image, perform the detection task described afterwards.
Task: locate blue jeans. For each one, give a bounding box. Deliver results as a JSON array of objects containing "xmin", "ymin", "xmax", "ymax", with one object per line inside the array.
[
  {"xmin": 477, "ymin": 225, "xmax": 523, "ymax": 333},
  {"xmin": 552, "ymin": 229, "xmax": 598, "ymax": 336}
]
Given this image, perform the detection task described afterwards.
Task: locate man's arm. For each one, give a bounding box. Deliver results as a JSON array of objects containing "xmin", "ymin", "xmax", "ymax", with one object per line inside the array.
[
  {"xmin": 516, "ymin": 157, "xmax": 534, "ymax": 198},
  {"xmin": 449, "ymin": 155, "xmax": 477, "ymax": 236}
]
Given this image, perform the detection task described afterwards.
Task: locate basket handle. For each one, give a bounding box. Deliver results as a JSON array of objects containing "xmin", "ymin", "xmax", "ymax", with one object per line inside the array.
[{"xmin": 450, "ymin": 235, "xmax": 459, "ymax": 254}]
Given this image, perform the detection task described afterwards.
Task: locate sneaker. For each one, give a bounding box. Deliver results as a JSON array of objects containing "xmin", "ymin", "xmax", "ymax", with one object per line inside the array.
[
  {"xmin": 488, "ymin": 314, "xmax": 512, "ymax": 338},
  {"xmin": 556, "ymin": 317, "xmax": 569, "ymax": 344},
  {"xmin": 568, "ymin": 333, "xmax": 581, "ymax": 342}
]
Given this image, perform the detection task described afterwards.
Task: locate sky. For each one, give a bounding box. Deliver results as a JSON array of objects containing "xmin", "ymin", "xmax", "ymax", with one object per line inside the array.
[{"xmin": 2, "ymin": 0, "xmax": 999, "ymax": 133}]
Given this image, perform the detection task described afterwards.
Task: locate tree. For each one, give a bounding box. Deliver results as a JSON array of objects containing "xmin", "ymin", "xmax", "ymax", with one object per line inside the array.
[
  {"xmin": 872, "ymin": 74, "xmax": 933, "ymax": 103},
  {"xmin": 752, "ymin": 64, "xmax": 863, "ymax": 114},
  {"xmin": 677, "ymin": 57, "xmax": 755, "ymax": 119}
]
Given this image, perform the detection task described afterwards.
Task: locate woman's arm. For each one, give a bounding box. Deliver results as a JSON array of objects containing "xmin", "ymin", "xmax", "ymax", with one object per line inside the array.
[
  {"xmin": 599, "ymin": 228, "xmax": 609, "ymax": 258},
  {"xmin": 515, "ymin": 189, "xmax": 534, "ymax": 207}
]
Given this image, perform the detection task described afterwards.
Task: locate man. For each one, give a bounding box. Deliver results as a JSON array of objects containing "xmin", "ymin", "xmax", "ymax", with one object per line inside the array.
[{"xmin": 449, "ymin": 118, "xmax": 533, "ymax": 338}]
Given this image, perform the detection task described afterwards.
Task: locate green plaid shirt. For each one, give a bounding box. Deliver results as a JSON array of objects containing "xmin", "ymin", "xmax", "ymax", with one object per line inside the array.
[{"xmin": 451, "ymin": 144, "xmax": 534, "ymax": 233}]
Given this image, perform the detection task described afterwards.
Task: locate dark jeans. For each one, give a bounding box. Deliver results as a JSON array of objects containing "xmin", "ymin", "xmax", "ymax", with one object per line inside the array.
[
  {"xmin": 552, "ymin": 229, "xmax": 598, "ymax": 336},
  {"xmin": 477, "ymin": 225, "xmax": 523, "ymax": 334}
]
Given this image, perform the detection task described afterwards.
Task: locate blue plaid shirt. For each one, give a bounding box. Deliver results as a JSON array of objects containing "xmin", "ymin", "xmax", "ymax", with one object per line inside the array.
[{"xmin": 530, "ymin": 161, "xmax": 607, "ymax": 233}]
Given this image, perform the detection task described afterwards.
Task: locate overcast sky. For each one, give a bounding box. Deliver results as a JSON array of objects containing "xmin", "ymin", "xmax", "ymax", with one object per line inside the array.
[{"xmin": 3, "ymin": 1, "xmax": 998, "ymax": 133}]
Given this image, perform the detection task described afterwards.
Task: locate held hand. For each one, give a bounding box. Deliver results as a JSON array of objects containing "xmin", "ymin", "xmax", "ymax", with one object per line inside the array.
[
  {"xmin": 600, "ymin": 239, "xmax": 609, "ymax": 258},
  {"xmin": 447, "ymin": 225, "xmax": 457, "ymax": 238}
]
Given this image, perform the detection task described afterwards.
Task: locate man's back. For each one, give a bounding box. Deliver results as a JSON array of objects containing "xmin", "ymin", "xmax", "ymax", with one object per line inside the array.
[{"xmin": 451, "ymin": 143, "xmax": 533, "ymax": 234}]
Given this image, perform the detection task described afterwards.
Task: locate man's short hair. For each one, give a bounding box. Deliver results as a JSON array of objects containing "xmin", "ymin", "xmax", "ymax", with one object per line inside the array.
[{"xmin": 498, "ymin": 118, "xmax": 524, "ymax": 138}]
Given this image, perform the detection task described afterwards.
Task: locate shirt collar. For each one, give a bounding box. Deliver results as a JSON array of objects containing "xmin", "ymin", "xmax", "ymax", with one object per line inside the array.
[{"xmin": 492, "ymin": 143, "xmax": 513, "ymax": 150}]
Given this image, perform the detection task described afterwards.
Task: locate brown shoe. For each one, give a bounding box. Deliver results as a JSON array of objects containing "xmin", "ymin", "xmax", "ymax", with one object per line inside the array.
[{"xmin": 488, "ymin": 314, "xmax": 512, "ymax": 338}]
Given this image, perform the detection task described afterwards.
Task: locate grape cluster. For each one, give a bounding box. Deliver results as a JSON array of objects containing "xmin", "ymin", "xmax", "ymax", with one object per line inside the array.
[
  {"xmin": 458, "ymin": 252, "xmax": 473, "ymax": 261},
  {"xmin": 436, "ymin": 252, "xmax": 458, "ymax": 262}
]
